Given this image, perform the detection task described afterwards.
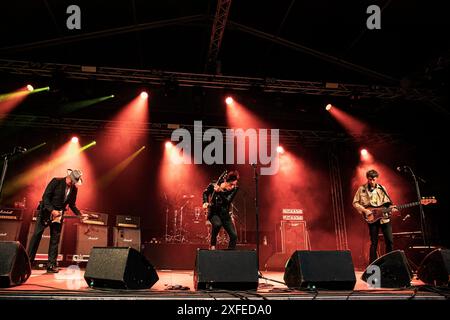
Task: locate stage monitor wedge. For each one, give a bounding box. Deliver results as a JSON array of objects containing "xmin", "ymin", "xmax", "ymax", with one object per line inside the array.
[
  {"xmin": 194, "ymin": 249, "xmax": 258, "ymax": 290},
  {"xmin": 417, "ymin": 248, "xmax": 450, "ymax": 287},
  {"xmin": 283, "ymin": 250, "xmax": 356, "ymax": 290},
  {"xmin": 362, "ymin": 250, "xmax": 412, "ymax": 288},
  {"xmin": 84, "ymin": 247, "xmax": 159, "ymax": 289},
  {"xmin": 0, "ymin": 241, "xmax": 31, "ymax": 287}
]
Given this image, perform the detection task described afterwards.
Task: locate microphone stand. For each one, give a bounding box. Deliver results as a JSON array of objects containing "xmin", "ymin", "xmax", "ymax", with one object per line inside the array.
[
  {"xmin": 252, "ymin": 164, "xmax": 285, "ymax": 287},
  {"xmin": 252, "ymin": 164, "xmax": 261, "ymax": 276},
  {"xmin": 0, "ymin": 153, "xmax": 10, "ymax": 203},
  {"xmin": 0, "ymin": 147, "xmax": 26, "ymax": 202},
  {"xmin": 405, "ymin": 166, "xmax": 428, "ymax": 247}
]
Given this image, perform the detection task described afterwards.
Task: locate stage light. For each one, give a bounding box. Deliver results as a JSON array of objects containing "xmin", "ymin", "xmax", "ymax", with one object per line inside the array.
[
  {"xmin": 361, "ymin": 148, "xmax": 368, "ymax": 156},
  {"xmin": 225, "ymin": 97, "xmax": 234, "ymax": 105},
  {"xmin": 326, "ymin": 104, "xmax": 333, "ymax": 111},
  {"xmin": 71, "ymin": 136, "xmax": 79, "ymax": 143},
  {"xmin": 110, "ymin": 94, "xmax": 115, "ymax": 98},
  {"xmin": 165, "ymin": 141, "xmax": 173, "ymax": 149},
  {"xmin": 26, "ymin": 85, "xmax": 34, "ymax": 92},
  {"xmin": 140, "ymin": 91, "xmax": 148, "ymax": 99},
  {"xmin": 277, "ymin": 146, "xmax": 285, "ymax": 154}
]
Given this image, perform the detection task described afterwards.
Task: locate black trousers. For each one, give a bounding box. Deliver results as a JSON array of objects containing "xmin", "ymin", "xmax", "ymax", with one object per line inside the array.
[
  {"xmin": 209, "ymin": 213, "xmax": 237, "ymax": 249},
  {"xmin": 368, "ymin": 220, "xmax": 393, "ymax": 264},
  {"xmin": 27, "ymin": 215, "xmax": 63, "ymax": 267}
]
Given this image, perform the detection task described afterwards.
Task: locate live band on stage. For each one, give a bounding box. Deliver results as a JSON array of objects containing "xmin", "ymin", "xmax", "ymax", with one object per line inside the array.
[{"xmin": 0, "ymin": 163, "xmax": 438, "ymax": 276}]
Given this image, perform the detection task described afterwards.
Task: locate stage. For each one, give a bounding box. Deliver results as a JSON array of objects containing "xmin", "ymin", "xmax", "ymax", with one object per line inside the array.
[{"xmin": 0, "ymin": 268, "xmax": 446, "ymax": 301}]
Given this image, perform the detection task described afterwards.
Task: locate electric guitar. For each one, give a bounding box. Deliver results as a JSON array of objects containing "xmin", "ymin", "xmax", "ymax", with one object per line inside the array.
[
  {"xmin": 39, "ymin": 204, "xmax": 95, "ymax": 225},
  {"xmin": 204, "ymin": 170, "xmax": 228, "ymax": 217},
  {"xmin": 363, "ymin": 197, "xmax": 437, "ymax": 224}
]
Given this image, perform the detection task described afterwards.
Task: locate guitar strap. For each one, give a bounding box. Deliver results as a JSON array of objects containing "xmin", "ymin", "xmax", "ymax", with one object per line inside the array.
[{"xmin": 377, "ymin": 184, "xmax": 393, "ymax": 205}]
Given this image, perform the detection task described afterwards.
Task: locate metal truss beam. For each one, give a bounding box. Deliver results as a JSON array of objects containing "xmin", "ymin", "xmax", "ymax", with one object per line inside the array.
[
  {"xmin": 1, "ymin": 114, "xmax": 402, "ymax": 147},
  {"xmin": 0, "ymin": 59, "xmax": 439, "ymax": 101},
  {"xmin": 0, "ymin": 15, "xmax": 206, "ymax": 54},
  {"xmin": 205, "ymin": 0, "xmax": 232, "ymax": 73}
]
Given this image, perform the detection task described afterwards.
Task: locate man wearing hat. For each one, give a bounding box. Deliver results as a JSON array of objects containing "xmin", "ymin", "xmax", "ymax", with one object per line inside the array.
[{"xmin": 28, "ymin": 169, "xmax": 85, "ymax": 273}]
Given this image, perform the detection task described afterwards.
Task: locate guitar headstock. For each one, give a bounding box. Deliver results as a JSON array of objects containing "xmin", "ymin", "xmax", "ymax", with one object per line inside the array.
[{"xmin": 421, "ymin": 196, "xmax": 437, "ymax": 205}]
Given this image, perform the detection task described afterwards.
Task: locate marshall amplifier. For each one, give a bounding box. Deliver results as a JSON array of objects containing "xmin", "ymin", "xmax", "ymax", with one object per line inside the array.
[
  {"xmin": 0, "ymin": 207, "xmax": 24, "ymax": 220},
  {"xmin": 116, "ymin": 215, "xmax": 140, "ymax": 229},
  {"xmin": 26, "ymin": 220, "xmax": 64, "ymax": 263},
  {"xmin": 0, "ymin": 208, "xmax": 23, "ymax": 242},
  {"xmin": 73, "ymin": 224, "xmax": 108, "ymax": 261},
  {"xmin": 0, "ymin": 221, "xmax": 22, "ymax": 242},
  {"xmin": 113, "ymin": 227, "xmax": 141, "ymax": 252},
  {"xmin": 81, "ymin": 211, "xmax": 109, "ymax": 226}
]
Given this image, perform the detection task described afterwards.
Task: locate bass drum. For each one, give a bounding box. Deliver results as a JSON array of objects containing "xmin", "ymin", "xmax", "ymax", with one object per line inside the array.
[{"xmin": 183, "ymin": 207, "xmax": 209, "ymax": 244}]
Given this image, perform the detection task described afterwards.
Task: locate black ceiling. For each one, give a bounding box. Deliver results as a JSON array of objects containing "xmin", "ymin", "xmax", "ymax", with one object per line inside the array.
[{"xmin": 1, "ymin": 0, "xmax": 448, "ymax": 84}]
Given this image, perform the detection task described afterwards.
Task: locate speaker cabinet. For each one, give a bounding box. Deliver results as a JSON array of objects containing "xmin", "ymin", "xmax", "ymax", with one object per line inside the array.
[
  {"xmin": 0, "ymin": 220, "xmax": 22, "ymax": 241},
  {"xmin": 362, "ymin": 250, "xmax": 412, "ymax": 288},
  {"xmin": 194, "ymin": 249, "xmax": 259, "ymax": 290},
  {"xmin": 417, "ymin": 248, "xmax": 450, "ymax": 287},
  {"xmin": 113, "ymin": 227, "xmax": 141, "ymax": 252},
  {"xmin": 26, "ymin": 221, "xmax": 64, "ymax": 261},
  {"xmin": 284, "ymin": 250, "xmax": 356, "ymax": 290},
  {"xmin": 281, "ymin": 221, "xmax": 308, "ymax": 253},
  {"xmin": 84, "ymin": 247, "xmax": 159, "ymax": 289},
  {"xmin": 75, "ymin": 224, "xmax": 108, "ymax": 257},
  {"xmin": 0, "ymin": 241, "xmax": 31, "ymax": 287}
]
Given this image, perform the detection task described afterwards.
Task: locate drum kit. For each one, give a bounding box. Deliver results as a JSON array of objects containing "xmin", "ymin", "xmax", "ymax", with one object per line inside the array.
[{"xmin": 164, "ymin": 193, "xmax": 241, "ymax": 244}]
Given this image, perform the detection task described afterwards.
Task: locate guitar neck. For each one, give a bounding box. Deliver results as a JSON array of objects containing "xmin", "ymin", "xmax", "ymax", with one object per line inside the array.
[{"xmin": 396, "ymin": 202, "xmax": 420, "ymax": 210}]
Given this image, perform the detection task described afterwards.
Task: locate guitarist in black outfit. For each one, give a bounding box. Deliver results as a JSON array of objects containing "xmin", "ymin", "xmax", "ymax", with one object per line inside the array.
[
  {"xmin": 28, "ymin": 169, "xmax": 85, "ymax": 273},
  {"xmin": 353, "ymin": 169, "xmax": 398, "ymax": 264},
  {"xmin": 202, "ymin": 170, "xmax": 240, "ymax": 250}
]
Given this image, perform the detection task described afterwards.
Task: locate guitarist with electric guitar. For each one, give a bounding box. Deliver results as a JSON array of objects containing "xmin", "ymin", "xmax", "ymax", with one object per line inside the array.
[
  {"xmin": 28, "ymin": 169, "xmax": 87, "ymax": 273},
  {"xmin": 353, "ymin": 169, "xmax": 437, "ymax": 265},
  {"xmin": 202, "ymin": 170, "xmax": 240, "ymax": 250}
]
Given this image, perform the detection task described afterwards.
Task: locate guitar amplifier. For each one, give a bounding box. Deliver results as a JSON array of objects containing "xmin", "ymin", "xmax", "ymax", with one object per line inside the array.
[
  {"xmin": 280, "ymin": 220, "xmax": 308, "ymax": 254},
  {"xmin": 0, "ymin": 207, "xmax": 24, "ymax": 220},
  {"xmin": 113, "ymin": 227, "xmax": 141, "ymax": 252},
  {"xmin": 116, "ymin": 215, "xmax": 140, "ymax": 228},
  {"xmin": 74, "ymin": 224, "xmax": 108, "ymax": 259},
  {"xmin": 282, "ymin": 208, "xmax": 304, "ymax": 221},
  {"xmin": 0, "ymin": 220, "xmax": 22, "ymax": 241},
  {"xmin": 26, "ymin": 221, "xmax": 64, "ymax": 262},
  {"xmin": 81, "ymin": 211, "xmax": 109, "ymax": 226}
]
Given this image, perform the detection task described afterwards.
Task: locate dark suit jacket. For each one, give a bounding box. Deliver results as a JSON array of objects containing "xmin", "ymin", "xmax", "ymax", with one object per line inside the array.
[
  {"xmin": 39, "ymin": 177, "xmax": 81, "ymax": 218},
  {"xmin": 202, "ymin": 183, "xmax": 239, "ymax": 218}
]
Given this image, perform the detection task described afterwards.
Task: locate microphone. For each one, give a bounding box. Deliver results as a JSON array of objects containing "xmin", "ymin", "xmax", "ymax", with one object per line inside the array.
[
  {"xmin": 250, "ymin": 163, "xmax": 257, "ymax": 167},
  {"xmin": 402, "ymin": 214, "xmax": 411, "ymax": 222}
]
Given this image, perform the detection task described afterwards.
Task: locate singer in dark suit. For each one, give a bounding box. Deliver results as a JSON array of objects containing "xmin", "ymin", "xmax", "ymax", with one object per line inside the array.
[
  {"xmin": 202, "ymin": 171, "xmax": 240, "ymax": 250},
  {"xmin": 28, "ymin": 169, "xmax": 84, "ymax": 273}
]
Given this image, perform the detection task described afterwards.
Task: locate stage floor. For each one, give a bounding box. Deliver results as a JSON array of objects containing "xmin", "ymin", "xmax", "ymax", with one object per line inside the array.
[{"xmin": 0, "ymin": 269, "xmax": 446, "ymax": 301}]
